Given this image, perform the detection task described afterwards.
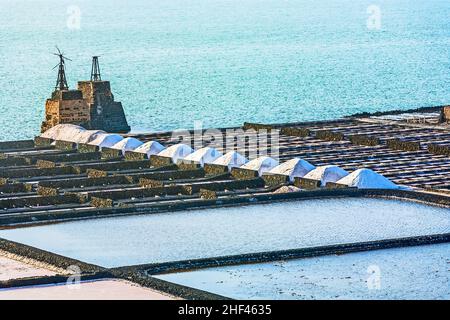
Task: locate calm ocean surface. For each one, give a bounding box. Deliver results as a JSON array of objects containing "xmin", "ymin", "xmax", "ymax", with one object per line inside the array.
[{"xmin": 0, "ymin": 0, "xmax": 449, "ymax": 140}]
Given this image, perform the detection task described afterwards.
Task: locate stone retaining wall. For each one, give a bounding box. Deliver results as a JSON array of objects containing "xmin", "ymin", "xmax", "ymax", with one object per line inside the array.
[
  {"xmin": 0, "ymin": 238, "xmax": 103, "ymax": 274},
  {"xmin": 122, "ymin": 233, "xmax": 450, "ymax": 275},
  {"xmin": 386, "ymin": 138, "xmax": 421, "ymax": 151},
  {"xmin": 427, "ymin": 143, "xmax": 450, "ymax": 156},
  {"xmin": 349, "ymin": 134, "xmax": 380, "ymax": 146},
  {"xmin": 315, "ymin": 130, "xmax": 344, "ymax": 141},
  {"xmin": 0, "ymin": 140, "xmax": 34, "ymax": 151}
]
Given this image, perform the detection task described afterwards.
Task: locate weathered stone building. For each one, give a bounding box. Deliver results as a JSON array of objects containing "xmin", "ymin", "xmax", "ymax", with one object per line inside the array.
[
  {"xmin": 440, "ymin": 106, "xmax": 450, "ymax": 123},
  {"xmin": 41, "ymin": 55, "xmax": 130, "ymax": 133}
]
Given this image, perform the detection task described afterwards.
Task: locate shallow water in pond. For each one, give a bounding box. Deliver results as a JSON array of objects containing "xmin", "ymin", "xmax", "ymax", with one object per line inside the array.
[
  {"xmin": 0, "ymin": 198, "xmax": 449, "ymax": 267},
  {"xmin": 157, "ymin": 243, "xmax": 450, "ymax": 300}
]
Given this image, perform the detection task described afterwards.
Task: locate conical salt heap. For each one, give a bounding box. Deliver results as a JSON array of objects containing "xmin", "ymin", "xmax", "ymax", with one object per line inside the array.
[{"xmin": 337, "ymin": 168, "xmax": 399, "ymax": 189}]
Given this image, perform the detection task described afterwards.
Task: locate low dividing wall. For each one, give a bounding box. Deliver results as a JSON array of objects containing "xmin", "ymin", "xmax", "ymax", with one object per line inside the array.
[
  {"xmin": 0, "ymin": 166, "xmax": 76, "ymax": 179},
  {"xmin": 0, "ymin": 188, "xmax": 449, "ymax": 227},
  {"xmin": 0, "ymin": 183, "xmax": 32, "ymax": 194},
  {"xmin": 428, "ymin": 143, "xmax": 450, "ymax": 156},
  {"xmin": 0, "ymin": 238, "xmax": 227, "ymax": 300},
  {"xmin": 71, "ymin": 159, "xmax": 153, "ymax": 174},
  {"xmin": 0, "ymin": 193, "xmax": 81, "ymax": 209},
  {"xmin": 119, "ymin": 233, "xmax": 450, "ymax": 275},
  {"xmin": 0, "ymin": 272, "xmax": 110, "ymax": 290},
  {"xmin": 386, "ymin": 138, "xmax": 421, "ymax": 152},
  {"xmin": 0, "ymin": 238, "xmax": 103, "ymax": 274},
  {"xmin": 110, "ymin": 271, "xmax": 230, "ymax": 300},
  {"xmin": 0, "ymin": 140, "xmax": 34, "ymax": 151}
]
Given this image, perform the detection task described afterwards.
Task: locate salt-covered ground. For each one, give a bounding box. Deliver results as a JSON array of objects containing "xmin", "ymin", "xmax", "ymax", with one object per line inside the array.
[
  {"xmin": 0, "ymin": 279, "xmax": 176, "ymax": 300},
  {"xmin": 157, "ymin": 243, "xmax": 450, "ymax": 300},
  {"xmin": 0, "ymin": 254, "xmax": 57, "ymax": 281},
  {"xmin": 0, "ymin": 198, "xmax": 449, "ymax": 268}
]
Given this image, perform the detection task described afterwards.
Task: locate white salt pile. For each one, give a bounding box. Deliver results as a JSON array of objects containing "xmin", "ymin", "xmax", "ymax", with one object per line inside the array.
[
  {"xmin": 241, "ymin": 156, "xmax": 279, "ymax": 176},
  {"xmin": 213, "ymin": 151, "xmax": 248, "ymax": 169},
  {"xmin": 273, "ymin": 185, "xmax": 302, "ymax": 194},
  {"xmin": 72, "ymin": 130, "xmax": 106, "ymax": 144},
  {"xmin": 41, "ymin": 124, "xmax": 86, "ymax": 142},
  {"xmin": 158, "ymin": 144, "xmax": 193, "ymax": 163},
  {"xmin": 88, "ymin": 134, "xmax": 124, "ymax": 149},
  {"xmin": 304, "ymin": 165, "xmax": 349, "ymax": 186},
  {"xmin": 110, "ymin": 137, "xmax": 143, "ymax": 154},
  {"xmin": 133, "ymin": 141, "xmax": 166, "ymax": 157},
  {"xmin": 269, "ymin": 158, "xmax": 315, "ymax": 181},
  {"xmin": 337, "ymin": 168, "xmax": 400, "ymax": 189},
  {"xmin": 182, "ymin": 147, "xmax": 223, "ymax": 166}
]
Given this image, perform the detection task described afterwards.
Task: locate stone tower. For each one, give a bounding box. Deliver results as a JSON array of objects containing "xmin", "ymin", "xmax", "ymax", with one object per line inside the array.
[
  {"xmin": 41, "ymin": 54, "xmax": 130, "ymax": 133},
  {"xmin": 41, "ymin": 50, "xmax": 90, "ymax": 133}
]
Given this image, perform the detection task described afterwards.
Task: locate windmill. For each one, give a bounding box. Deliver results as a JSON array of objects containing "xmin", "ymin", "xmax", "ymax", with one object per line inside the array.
[
  {"xmin": 52, "ymin": 47, "xmax": 71, "ymax": 91},
  {"xmin": 91, "ymin": 56, "xmax": 102, "ymax": 81}
]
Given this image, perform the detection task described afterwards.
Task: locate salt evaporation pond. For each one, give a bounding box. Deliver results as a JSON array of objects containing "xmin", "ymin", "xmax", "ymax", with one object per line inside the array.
[
  {"xmin": 0, "ymin": 198, "xmax": 449, "ymax": 268},
  {"xmin": 157, "ymin": 243, "xmax": 450, "ymax": 300}
]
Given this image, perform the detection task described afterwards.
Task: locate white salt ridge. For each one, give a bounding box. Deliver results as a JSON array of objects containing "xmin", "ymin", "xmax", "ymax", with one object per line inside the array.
[
  {"xmin": 110, "ymin": 137, "xmax": 143, "ymax": 154},
  {"xmin": 158, "ymin": 144, "xmax": 193, "ymax": 163},
  {"xmin": 213, "ymin": 151, "xmax": 248, "ymax": 169},
  {"xmin": 304, "ymin": 165, "xmax": 349, "ymax": 186},
  {"xmin": 337, "ymin": 168, "xmax": 399, "ymax": 189},
  {"xmin": 71, "ymin": 130, "xmax": 106, "ymax": 144},
  {"xmin": 88, "ymin": 134, "xmax": 124, "ymax": 149},
  {"xmin": 182, "ymin": 147, "xmax": 223, "ymax": 166},
  {"xmin": 241, "ymin": 156, "xmax": 279, "ymax": 176},
  {"xmin": 269, "ymin": 158, "xmax": 315, "ymax": 181},
  {"xmin": 133, "ymin": 141, "xmax": 166, "ymax": 157},
  {"xmin": 40, "ymin": 124, "xmax": 86, "ymax": 142}
]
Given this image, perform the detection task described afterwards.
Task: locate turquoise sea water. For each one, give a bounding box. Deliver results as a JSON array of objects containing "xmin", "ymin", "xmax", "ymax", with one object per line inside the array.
[{"xmin": 0, "ymin": 0, "xmax": 449, "ymax": 140}]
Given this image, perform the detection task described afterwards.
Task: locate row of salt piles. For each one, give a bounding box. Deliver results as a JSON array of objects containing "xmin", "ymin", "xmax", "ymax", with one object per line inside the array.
[{"xmin": 40, "ymin": 125, "xmax": 401, "ymax": 189}]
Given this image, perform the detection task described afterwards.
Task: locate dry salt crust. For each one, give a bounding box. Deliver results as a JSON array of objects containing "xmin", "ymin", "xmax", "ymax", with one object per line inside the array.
[
  {"xmin": 1, "ymin": 198, "xmax": 449, "ymax": 268},
  {"xmin": 0, "ymin": 279, "xmax": 176, "ymax": 300},
  {"xmin": 156, "ymin": 243, "xmax": 450, "ymax": 300}
]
